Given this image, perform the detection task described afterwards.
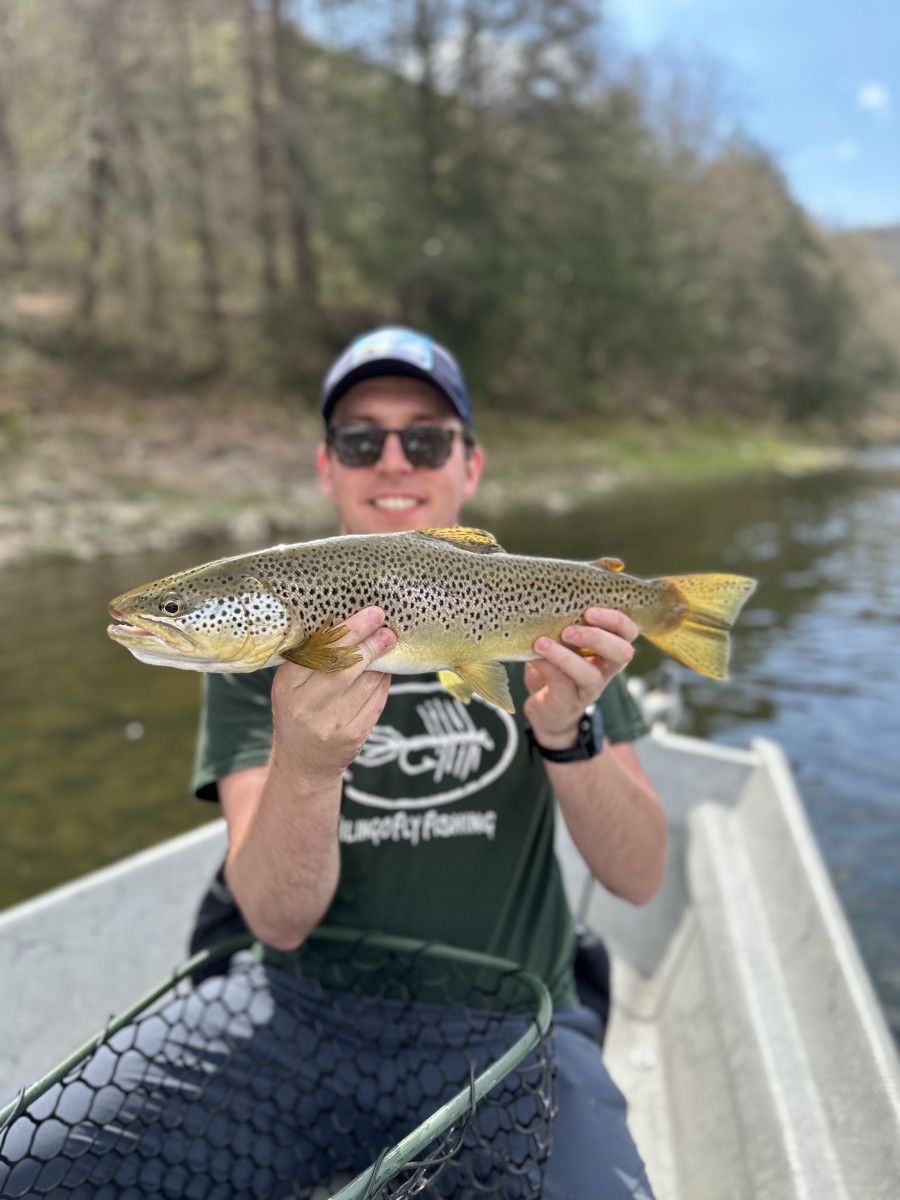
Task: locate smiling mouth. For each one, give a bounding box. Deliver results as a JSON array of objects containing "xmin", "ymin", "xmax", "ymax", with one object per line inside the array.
[{"xmin": 372, "ymin": 497, "xmax": 420, "ymax": 510}]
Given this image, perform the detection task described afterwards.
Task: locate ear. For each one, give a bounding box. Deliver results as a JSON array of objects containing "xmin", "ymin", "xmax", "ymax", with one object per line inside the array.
[
  {"xmin": 461, "ymin": 443, "xmax": 485, "ymax": 500},
  {"xmin": 316, "ymin": 443, "xmax": 336, "ymax": 497}
]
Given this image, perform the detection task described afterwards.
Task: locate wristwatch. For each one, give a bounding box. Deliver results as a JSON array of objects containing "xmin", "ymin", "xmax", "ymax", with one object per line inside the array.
[{"xmin": 525, "ymin": 708, "xmax": 603, "ymax": 763}]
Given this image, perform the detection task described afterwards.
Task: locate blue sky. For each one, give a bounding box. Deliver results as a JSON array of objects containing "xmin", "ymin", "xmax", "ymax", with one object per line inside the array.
[{"xmin": 605, "ymin": 0, "xmax": 900, "ymax": 230}]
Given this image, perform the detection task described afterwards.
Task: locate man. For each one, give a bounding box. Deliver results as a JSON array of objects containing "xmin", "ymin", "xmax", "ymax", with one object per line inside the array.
[
  {"xmin": 0, "ymin": 326, "xmax": 663, "ymax": 1200},
  {"xmin": 192, "ymin": 326, "xmax": 664, "ymax": 1197}
]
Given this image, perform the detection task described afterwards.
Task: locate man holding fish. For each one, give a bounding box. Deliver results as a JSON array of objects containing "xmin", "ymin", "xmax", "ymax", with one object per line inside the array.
[
  {"xmin": 3, "ymin": 327, "xmax": 754, "ymax": 1196},
  {"xmin": 190, "ymin": 326, "xmax": 669, "ymax": 1198}
]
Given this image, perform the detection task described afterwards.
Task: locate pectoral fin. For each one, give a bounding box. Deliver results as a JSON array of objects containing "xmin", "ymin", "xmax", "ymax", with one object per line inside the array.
[
  {"xmin": 281, "ymin": 619, "xmax": 362, "ymax": 673},
  {"xmin": 438, "ymin": 670, "xmax": 474, "ymax": 704},
  {"xmin": 452, "ymin": 662, "xmax": 515, "ymax": 713}
]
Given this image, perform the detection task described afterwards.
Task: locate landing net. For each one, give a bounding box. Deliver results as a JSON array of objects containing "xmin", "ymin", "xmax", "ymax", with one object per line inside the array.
[{"xmin": 0, "ymin": 929, "xmax": 556, "ymax": 1199}]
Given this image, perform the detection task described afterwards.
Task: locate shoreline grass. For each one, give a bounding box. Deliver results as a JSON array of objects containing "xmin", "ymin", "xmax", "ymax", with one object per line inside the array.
[{"xmin": 0, "ymin": 361, "xmax": 881, "ymax": 567}]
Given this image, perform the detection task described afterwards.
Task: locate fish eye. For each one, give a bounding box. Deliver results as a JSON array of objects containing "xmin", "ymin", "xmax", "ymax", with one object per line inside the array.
[{"xmin": 159, "ymin": 594, "xmax": 186, "ymax": 617}]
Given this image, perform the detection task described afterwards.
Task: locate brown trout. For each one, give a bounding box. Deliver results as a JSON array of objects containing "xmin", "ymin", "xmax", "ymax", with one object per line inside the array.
[{"xmin": 107, "ymin": 526, "xmax": 756, "ymax": 713}]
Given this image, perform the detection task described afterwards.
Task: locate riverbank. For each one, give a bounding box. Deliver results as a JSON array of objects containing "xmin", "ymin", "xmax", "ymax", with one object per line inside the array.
[{"xmin": 0, "ymin": 359, "xmax": 862, "ymax": 567}]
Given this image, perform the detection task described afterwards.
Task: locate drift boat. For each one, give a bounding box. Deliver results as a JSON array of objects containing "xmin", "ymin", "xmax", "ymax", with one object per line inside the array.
[{"xmin": 1, "ymin": 726, "xmax": 898, "ymax": 1198}]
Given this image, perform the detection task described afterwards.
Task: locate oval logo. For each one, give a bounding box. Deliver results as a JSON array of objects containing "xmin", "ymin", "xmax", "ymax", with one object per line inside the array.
[{"xmin": 343, "ymin": 680, "xmax": 519, "ymax": 810}]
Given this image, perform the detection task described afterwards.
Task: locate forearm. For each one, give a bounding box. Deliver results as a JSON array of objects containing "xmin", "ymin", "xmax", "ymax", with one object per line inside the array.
[
  {"xmin": 219, "ymin": 608, "xmax": 396, "ymax": 950},
  {"xmin": 523, "ymin": 608, "xmax": 667, "ymax": 905},
  {"xmin": 549, "ymin": 744, "xmax": 667, "ymax": 906},
  {"xmin": 223, "ymin": 760, "xmax": 342, "ymax": 950}
]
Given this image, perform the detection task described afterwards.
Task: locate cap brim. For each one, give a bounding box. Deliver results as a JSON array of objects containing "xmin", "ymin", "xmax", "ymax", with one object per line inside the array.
[{"xmin": 322, "ymin": 359, "xmax": 469, "ymax": 425}]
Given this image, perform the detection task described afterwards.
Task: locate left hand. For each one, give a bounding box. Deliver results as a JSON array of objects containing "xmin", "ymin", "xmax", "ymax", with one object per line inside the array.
[{"xmin": 523, "ymin": 607, "xmax": 639, "ymax": 750}]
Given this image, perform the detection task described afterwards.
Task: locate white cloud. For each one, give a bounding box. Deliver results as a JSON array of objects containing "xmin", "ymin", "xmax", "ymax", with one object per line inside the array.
[{"xmin": 856, "ymin": 82, "xmax": 890, "ymax": 112}]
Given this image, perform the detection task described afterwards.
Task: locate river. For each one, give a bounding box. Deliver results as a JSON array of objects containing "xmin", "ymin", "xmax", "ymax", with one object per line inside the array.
[{"xmin": 1, "ymin": 451, "xmax": 898, "ymax": 1042}]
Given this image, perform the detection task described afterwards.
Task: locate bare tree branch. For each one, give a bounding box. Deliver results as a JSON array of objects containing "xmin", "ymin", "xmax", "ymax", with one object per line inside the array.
[{"xmin": 0, "ymin": 7, "xmax": 28, "ymax": 271}]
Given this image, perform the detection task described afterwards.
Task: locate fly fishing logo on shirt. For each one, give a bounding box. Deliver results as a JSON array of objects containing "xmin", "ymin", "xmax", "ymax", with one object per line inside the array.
[{"xmin": 339, "ymin": 680, "xmax": 518, "ymax": 848}]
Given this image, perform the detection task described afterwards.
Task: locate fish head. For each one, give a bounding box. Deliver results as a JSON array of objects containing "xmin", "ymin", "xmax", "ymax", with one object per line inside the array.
[{"xmin": 107, "ymin": 564, "xmax": 294, "ymax": 672}]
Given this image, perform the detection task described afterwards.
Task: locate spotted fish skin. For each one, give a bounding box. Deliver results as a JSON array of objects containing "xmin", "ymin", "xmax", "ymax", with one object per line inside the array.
[{"xmin": 107, "ymin": 527, "xmax": 757, "ymax": 711}]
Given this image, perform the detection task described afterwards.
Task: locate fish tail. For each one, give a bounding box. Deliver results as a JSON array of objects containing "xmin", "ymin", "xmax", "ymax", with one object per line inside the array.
[{"xmin": 641, "ymin": 574, "xmax": 757, "ymax": 680}]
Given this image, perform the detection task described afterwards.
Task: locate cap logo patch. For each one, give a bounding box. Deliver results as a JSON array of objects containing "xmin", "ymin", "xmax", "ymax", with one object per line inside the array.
[{"xmin": 350, "ymin": 329, "xmax": 434, "ymax": 372}]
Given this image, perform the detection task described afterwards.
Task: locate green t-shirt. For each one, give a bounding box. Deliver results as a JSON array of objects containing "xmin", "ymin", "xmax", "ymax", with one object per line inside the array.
[{"xmin": 192, "ymin": 667, "xmax": 648, "ymax": 1008}]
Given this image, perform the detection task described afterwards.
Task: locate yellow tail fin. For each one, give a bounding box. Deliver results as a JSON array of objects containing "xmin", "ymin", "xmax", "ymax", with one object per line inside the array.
[{"xmin": 643, "ymin": 574, "xmax": 757, "ymax": 680}]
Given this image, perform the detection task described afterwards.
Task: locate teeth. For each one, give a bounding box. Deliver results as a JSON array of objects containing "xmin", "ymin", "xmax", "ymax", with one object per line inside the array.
[{"xmin": 373, "ymin": 497, "xmax": 419, "ymax": 510}]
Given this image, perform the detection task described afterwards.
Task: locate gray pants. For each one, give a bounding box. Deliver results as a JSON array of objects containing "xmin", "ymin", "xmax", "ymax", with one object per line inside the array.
[{"xmin": 0, "ymin": 957, "xmax": 653, "ymax": 1199}]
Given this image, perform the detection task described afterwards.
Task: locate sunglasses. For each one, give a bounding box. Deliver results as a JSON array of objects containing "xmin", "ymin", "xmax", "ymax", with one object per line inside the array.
[{"xmin": 325, "ymin": 424, "xmax": 473, "ymax": 469}]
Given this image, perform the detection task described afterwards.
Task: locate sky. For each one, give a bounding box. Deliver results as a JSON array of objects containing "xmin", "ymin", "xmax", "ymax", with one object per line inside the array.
[{"xmin": 605, "ymin": 0, "xmax": 900, "ymax": 230}]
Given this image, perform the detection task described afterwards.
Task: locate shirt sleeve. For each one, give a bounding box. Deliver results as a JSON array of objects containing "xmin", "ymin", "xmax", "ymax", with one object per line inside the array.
[
  {"xmin": 597, "ymin": 673, "xmax": 650, "ymax": 744},
  {"xmin": 191, "ymin": 668, "xmax": 277, "ymax": 802}
]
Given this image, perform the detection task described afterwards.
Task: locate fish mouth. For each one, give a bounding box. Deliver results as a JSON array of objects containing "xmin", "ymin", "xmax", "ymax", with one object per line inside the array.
[
  {"xmin": 107, "ymin": 610, "xmax": 198, "ymax": 650},
  {"xmin": 106, "ymin": 608, "xmax": 279, "ymax": 671},
  {"xmin": 107, "ymin": 617, "xmax": 156, "ymax": 641}
]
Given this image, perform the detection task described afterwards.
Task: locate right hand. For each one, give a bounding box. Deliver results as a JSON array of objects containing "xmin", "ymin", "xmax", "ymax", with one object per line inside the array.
[{"xmin": 269, "ymin": 607, "xmax": 396, "ymax": 787}]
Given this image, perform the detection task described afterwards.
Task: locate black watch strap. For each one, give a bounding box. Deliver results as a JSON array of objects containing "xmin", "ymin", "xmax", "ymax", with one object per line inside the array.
[{"xmin": 525, "ymin": 709, "xmax": 603, "ymax": 763}]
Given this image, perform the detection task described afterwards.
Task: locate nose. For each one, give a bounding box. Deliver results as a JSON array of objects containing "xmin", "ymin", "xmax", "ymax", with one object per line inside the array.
[{"xmin": 376, "ymin": 430, "xmax": 414, "ymax": 471}]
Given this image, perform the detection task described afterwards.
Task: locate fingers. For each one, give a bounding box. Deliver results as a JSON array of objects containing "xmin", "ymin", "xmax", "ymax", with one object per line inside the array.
[
  {"xmin": 280, "ymin": 607, "xmax": 395, "ymax": 688},
  {"xmin": 270, "ymin": 608, "xmax": 397, "ymax": 781},
  {"xmin": 568, "ymin": 607, "xmax": 639, "ymax": 651},
  {"xmin": 561, "ymin": 609, "xmax": 636, "ymax": 675},
  {"xmin": 535, "ymin": 608, "xmax": 635, "ymax": 683},
  {"xmin": 525, "ymin": 609, "xmax": 637, "ymax": 741}
]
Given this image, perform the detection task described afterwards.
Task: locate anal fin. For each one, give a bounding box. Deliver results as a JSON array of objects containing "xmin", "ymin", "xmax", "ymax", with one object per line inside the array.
[
  {"xmin": 453, "ymin": 662, "xmax": 515, "ymax": 713},
  {"xmin": 281, "ymin": 618, "xmax": 362, "ymax": 673},
  {"xmin": 438, "ymin": 670, "xmax": 474, "ymax": 704}
]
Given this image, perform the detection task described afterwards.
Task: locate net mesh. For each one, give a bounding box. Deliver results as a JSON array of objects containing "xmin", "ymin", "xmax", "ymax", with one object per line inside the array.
[{"xmin": 0, "ymin": 930, "xmax": 556, "ymax": 1200}]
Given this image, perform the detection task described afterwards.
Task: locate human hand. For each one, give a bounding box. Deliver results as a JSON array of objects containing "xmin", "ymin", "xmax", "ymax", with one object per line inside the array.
[
  {"xmin": 523, "ymin": 608, "xmax": 638, "ymax": 750},
  {"xmin": 269, "ymin": 607, "xmax": 396, "ymax": 786}
]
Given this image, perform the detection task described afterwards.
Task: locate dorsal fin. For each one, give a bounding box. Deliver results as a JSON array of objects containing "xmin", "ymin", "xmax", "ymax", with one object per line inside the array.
[
  {"xmin": 417, "ymin": 527, "xmax": 506, "ymax": 554},
  {"xmin": 596, "ymin": 556, "xmax": 626, "ymax": 572}
]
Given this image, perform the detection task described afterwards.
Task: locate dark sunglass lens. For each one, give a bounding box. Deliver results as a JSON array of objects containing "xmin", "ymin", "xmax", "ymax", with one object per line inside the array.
[
  {"xmin": 328, "ymin": 425, "xmax": 458, "ymax": 468},
  {"xmin": 331, "ymin": 427, "xmax": 386, "ymax": 466},
  {"xmin": 401, "ymin": 427, "xmax": 454, "ymax": 468}
]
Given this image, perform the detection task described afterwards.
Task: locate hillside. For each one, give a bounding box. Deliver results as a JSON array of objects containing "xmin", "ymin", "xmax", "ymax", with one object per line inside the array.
[
  {"xmin": 0, "ymin": 0, "xmax": 896, "ymax": 430},
  {"xmin": 860, "ymin": 225, "xmax": 900, "ymax": 285}
]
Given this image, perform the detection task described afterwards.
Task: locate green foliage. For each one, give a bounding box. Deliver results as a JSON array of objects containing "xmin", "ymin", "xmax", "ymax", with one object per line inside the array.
[{"xmin": 0, "ymin": 0, "xmax": 894, "ymax": 423}]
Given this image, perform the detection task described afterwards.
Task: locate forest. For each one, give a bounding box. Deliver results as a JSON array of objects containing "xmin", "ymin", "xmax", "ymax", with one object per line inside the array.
[{"xmin": 0, "ymin": 0, "xmax": 898, "ymax": 426}]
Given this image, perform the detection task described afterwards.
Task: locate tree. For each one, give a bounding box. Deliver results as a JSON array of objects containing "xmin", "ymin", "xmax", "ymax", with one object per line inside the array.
[
  {"xmin": 240, "ymin": 0, "xmax": 280, "ymax": 317},
  {"xmin": 168, "ymin": 0, "xmax": 227, "ymax": 365},
  {"xmin": 269, "ymin": 0, "xmax": 321, "ymax": 337},
  {"xmin": 74, "ymin": 0, "xmax": 119, "ymax": 330},
  {"xmin": 0, "ymin": 6, "xmax": 28, "ymax": 272}
]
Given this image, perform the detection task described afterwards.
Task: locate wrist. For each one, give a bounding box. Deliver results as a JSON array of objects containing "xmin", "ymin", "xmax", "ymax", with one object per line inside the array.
[
  {"xmin": 269, "ymin": 742, "xmax": 343, "ymax": 797},
  {"xmin": 526, "ymin": 721, "xmax": 582, "ymax": 752},
  {"xmin": 525, "ymin": 710, "xmax": 603, "ymax": 763}
]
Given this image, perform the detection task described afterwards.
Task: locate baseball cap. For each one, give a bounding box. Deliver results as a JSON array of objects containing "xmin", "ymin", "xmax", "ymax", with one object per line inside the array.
[{"xmin": 320, "ymin": 326, "xmax": 473, "ymax": 428}]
